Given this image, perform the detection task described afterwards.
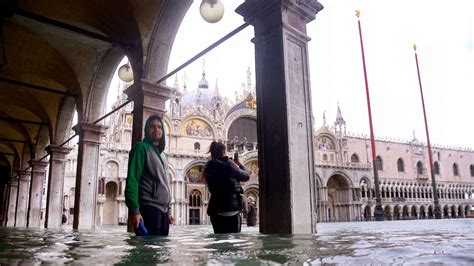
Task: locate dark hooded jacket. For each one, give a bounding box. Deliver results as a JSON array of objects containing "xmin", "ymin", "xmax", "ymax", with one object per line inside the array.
[
  {"xmin": 125, "ymin": 115, "xmax": 171, "ymax": 215},
  {"xmin": 204, "ymin": 156, "xmax": 250, "ymax": 216}
]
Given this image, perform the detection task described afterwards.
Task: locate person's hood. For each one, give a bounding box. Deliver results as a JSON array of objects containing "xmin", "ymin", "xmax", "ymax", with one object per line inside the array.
[{"xmin": 143, "ymin": 115, "xmax": 166, "ymax": 153}]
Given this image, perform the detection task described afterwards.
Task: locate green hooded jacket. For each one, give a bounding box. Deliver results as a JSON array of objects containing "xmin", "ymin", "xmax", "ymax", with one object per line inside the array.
[{"xmin": 125, "ymin": 115, "xmax": 171, "ymax": 215}]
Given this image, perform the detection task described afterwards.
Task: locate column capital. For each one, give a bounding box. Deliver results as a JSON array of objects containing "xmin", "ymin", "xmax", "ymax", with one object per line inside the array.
[
  {"xmin": 9, "ymin": 176, "xmax": 19, "ymax": 186},
  {"xmin": 28, "ymin": 159, "xmax": 49, "ymax": 171},
  {"xmin": 46, "ymin": 145, "xmax": 73, "ymax": 155},
  {"xmin": 73, "ymin": 122, "xmax": 108, "ymax": 144},
  {"xmin": 124, "ymin": 79, "xmax": 173, "ymax": 115},
  {"xmin": 17, "ymin": 169, "xmax": 31, "ymax": 180},
  {"xmin": 237, "ymin": 0, "xmax": 323, "ymax": 39}
]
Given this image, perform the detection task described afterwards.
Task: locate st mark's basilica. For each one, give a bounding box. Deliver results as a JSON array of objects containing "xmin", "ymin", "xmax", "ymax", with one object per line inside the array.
[{"xmin": 61, "ymin": 69, "xmax": 474, "ymax": 226}]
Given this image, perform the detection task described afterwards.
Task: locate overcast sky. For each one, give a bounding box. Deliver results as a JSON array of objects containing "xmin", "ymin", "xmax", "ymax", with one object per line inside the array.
[{"xmin": 148, "ymin": 0, "xmax": 474, "ymax": 149}]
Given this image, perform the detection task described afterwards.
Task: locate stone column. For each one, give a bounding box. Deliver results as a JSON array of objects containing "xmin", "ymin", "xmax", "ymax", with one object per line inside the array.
[
  {"xmin": 15, "ymin": 170, "xmax": 31, "ymax": 227},
  {"xmin": 6, "ymin": 177, "xmax": 19, "ymax": 227},
  {"xmin": 27, "ymin": 160, "xmax": 49, "ymax": 228},
  {"xmin": 124, "ymin": 80, "xmax": 173, "ymax": 143},
  {"xmin": 45, "ymin": 145, "xmax": 72, "ymax": 228},
  {"xmin": 237, "ymin": 0, "xmax": 323, "ymax": 234},
  {"xmin": 72, "ymin": 123, "xmax": 106, "ymax": 229},
  {"xmin": 124, "ymin": 80, "xmax": 172, "ymax": 231}
]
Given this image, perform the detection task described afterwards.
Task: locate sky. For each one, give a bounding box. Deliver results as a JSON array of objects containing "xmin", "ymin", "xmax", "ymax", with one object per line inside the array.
[{"xmin": 111, "ymin": 0, "xmax": 474, "ymax": 149}]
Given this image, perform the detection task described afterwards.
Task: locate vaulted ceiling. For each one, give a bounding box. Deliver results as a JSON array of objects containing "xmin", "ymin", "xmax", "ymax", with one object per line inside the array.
[{"xmin": 0, "ymin": 0, "xmax": 190, "ymax": 175}]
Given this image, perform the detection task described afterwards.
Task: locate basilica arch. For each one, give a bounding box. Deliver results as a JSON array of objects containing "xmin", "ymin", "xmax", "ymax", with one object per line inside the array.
[{"xmin": 325, "ymin": 172, "xmax": 356, "ymax": 222}]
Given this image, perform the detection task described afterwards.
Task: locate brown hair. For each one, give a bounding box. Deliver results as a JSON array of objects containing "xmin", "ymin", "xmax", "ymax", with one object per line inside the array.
[{"xmin": 209, "ymin": 141, "xmax": 226, "ymax": 159}]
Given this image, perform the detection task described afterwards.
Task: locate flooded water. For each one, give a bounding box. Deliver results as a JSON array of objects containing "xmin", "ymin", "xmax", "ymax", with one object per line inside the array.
[{"xmin": 0, "ymin": 219, "xmax": 473, "ymax": 265}]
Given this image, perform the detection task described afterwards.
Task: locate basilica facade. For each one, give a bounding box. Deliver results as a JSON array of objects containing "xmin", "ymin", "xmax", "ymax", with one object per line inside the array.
[{"xmin": 62, "ymin": 70, "xmax": 474, "ymax": 226}]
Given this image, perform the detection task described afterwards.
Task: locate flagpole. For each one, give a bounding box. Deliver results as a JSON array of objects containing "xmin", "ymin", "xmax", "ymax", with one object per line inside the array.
[
  {"xmin": 413, "ymin": 44, "xmax": 442, "ymax": 219},
  {"xmin": 356, "ymin": 10, "xmax": 384, "ymax": 221}
]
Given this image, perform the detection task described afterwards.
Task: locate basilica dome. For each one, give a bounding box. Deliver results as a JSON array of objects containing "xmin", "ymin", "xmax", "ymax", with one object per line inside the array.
[{"xmin": 181, "ymin": 71, "xmax": 219, "ymax": 109}]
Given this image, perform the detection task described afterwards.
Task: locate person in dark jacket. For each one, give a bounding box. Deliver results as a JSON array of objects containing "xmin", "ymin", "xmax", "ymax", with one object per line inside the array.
[{"xmin": 204, "ymin": 141, "xmax": 250, "ymax": 233}]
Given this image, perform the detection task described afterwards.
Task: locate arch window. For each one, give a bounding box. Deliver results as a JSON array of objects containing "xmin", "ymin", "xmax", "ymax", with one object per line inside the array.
[
  {"xmin": 397, "ymin": 158, "xmax": 404, "ymax": 172},
  {"xmin": 416, "ymin": 161, "xmax": 424, "ymax": 175},
  {"xmin": 470, "ymin": 164, "xmax": 474, "ymax": 177},
  {"xmin": 189, "ymin": 189, "xmax": 202, "ymax": 207},
  {"xmin": 375, "ymin": 156, "xmax": 383, "ymax": 171},
  {"xmin": 434, "ymin": 161, "xmax": 440, "ymax": 175},
  {"xmin": 351, "ymin": 153, "xmax": 359, "ymax": 163},
  {"xmin": 453, "ymin": 163, "xmax": 459, "ymax": 176}
]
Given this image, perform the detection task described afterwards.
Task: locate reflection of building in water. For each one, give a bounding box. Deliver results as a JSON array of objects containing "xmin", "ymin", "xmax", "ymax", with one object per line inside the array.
[{"xmin": 63, "ymin": 70, "xmax": 474, "ymax": 226}]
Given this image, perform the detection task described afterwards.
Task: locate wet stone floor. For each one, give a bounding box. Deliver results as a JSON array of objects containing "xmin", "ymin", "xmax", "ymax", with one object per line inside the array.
[{"xmin": 0, "ymin": 219, "xmax": 473, "ymax": 265}]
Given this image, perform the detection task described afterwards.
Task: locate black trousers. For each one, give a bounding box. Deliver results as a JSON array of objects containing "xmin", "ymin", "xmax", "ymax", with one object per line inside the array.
[
  {"xmin": 210, "ymin": 214, "xmax": 241, "ymax": 234},
  {"xmin": 138, "ymin": 205, "xmax": 169, "ymax": 236}
]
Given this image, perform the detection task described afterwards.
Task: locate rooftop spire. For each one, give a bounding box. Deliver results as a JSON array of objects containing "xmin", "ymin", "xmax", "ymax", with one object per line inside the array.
[
  {"xmin": 198, "ymin": 60, "xmax": 209, "ymax": 89},
  {"xmin": 214, "ymin": 79, "xmax": 220, "ymax": 97},
  {"xmin": 173, "ymin": 74, "xmax": 180, "ymax": 91}
]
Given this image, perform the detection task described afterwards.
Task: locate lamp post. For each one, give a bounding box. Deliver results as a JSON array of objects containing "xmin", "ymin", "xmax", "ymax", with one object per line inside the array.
[
  {"xmin": 199, "ymin": 0, "xmax": 224, "ymax": 23},
  {"xmin": 413, "ymin": 44, "xmax": 442, "ymax": 219},
  {"xmin": 356, "ymin": 10, "xmax": 384, "ymax": 221}
]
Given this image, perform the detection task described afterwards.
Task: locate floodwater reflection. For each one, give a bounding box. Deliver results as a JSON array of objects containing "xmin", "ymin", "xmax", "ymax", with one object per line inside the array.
[{"xmin": 0, "ymin": 219, "xmax": 473, "ymax": 264}]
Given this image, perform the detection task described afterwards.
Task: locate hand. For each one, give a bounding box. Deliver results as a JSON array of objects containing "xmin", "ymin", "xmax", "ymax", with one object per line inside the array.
[
  {"xmin": 168, "ymin": 214, "xmax": 175, "ymax": 224},
  {"xmin": 131, "ymin": 214, "xmax": 143, "ymax": 230}
]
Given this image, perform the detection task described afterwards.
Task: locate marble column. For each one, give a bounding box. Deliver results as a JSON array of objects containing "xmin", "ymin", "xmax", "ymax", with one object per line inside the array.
[
  {"xmin": 6, "ymin": 177, "xmax": 19, "ymax": 227},
  {"xmin": 237, "ymin": 0, "xmax": 323, "ymax": 234},
  {"xmin": 45, "ymin": 145, "xmax": 72, "ymax": 228},
  {"xmin": 124, "ymin": 80, "xmax": 172, "ymax": 231},
  {"xmin": 73, "ymin": 123, "xmax": 106, "ymax": 229},
  {"xmin": 15, "ymin": 169, "xmax": 31, "ymax": 227},
  {"xmin": 27, "ymin": 160, "xmax": 49, "ymax": 228},
  {"xmin": 124, "ymin": 80, "xmax": 173, "ymax": 143}
]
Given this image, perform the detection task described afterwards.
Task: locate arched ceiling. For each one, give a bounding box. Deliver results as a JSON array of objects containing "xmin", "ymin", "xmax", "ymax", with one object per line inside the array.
[{"xmin": 0, "ymin": 0, "xmax": 172, "ymax": 171}]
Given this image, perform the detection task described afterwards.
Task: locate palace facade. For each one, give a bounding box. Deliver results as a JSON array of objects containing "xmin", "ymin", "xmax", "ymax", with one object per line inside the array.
[{"xmin": 62, "ymin": 70, "xmax": 474, "ymax": 226}]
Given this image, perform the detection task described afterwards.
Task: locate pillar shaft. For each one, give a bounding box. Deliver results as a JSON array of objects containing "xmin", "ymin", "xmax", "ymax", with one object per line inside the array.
[
  {"xmin": 15, "ymin": 169, "xmax": 31, "ymax": 227},
  {"xmin": 237, "ymin": 0, "xmax": 323, "ymax": 234},
  {"xmin": 73, "ymin": 123, "xmax": 106, "ymax": 229},
  {"xmin": 27, "ymin": 160, "xmax": 49, "ymax": 228},
  {"xmin": 124, "ymin": 80, "xmax": 173, "ymax": 144},
  {"xmin": 6, "ymin": 177, "xmax": 18, "ymax": 227},
  {"xmin": 123, "ymin": 80, "xmax": 172, "ymax": 231},
  {"xmin": 45, "ymin": 145, "xmax": 72, "ymax": 228}
]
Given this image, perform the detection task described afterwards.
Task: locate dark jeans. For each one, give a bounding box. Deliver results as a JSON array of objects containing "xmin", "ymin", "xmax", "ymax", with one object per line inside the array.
[
  {"xmin": 138, "ymin": 205, "xmax": 169, "ymax": 236},
  {"xmin": 210, "ymin": 214, "xmax": 241, "ymax": 234}
]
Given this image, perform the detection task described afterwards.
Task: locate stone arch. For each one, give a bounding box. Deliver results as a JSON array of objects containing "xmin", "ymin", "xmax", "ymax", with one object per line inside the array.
[
  {"xmin": 410, "ymin": 205, "xmax": 418, "ymax": 219},
  {"xmin": 326, "ymin": 173, "xmax": 353, "ymax": 222},
  {"xmin": 402, "ymin": 205, "xmax": 410, "ymax": 219},
  {"xmin": 315, "ymin": 134, "xmax": 337, "ymax": 151},
  {"xmin": 350, "ymin": 153, "xmax": 360, "ymax": 163},
  {"xmin": 450, "ymin": 205, "xmax": 457, "ymax": 218},
  {"xmin": 180, "ymin": 117, "xmax": 216, "ymax": 139},
  {"xmin": 183, "ymin": 161, "xmax": 206, "ymax": 183},
  {"xmin": 103, "ymin": 181, "xmax": 118, "ymax": 225},
  {"xmin": 419, "ymin": 205, "xmax": 427, "ymax": 219},
  {"xmin": 393, "ymin": 205, "xmax": 401, "ymax": 220},
  {"xmin": 443, "ymin": 205, "xmax": 450, "ymax": 218},
  {"xmin": 144, "ymin": 1, "xmax": 193, "ymax": 80},
  {"xmin": 363, "ymin": 205, "xmax": 371, "ymax": 221},
  {"xmin": 458, "ymin": 205, "xmax": 463, "ymax": 218},
  {"xmin": 85, "ymin": 47, "xmax": 126, "ymax": 122},
  {"xmin": 243, "ymin": 160, "xmax": 259, "ymax": 184},
  {"xmin": 103, "ymin": 160, "xmax": 120, "ymax": 178},
  {"xmin": 223, "ymin": 109, "xmax": 257, "ymax": 138},
  {"xmin": 383, "ymin": 205, "xmax": 392, "ymax": 220},
  {"xmin": 225, "ymin": 115, "xmax": 257, "ymax": 152}
]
